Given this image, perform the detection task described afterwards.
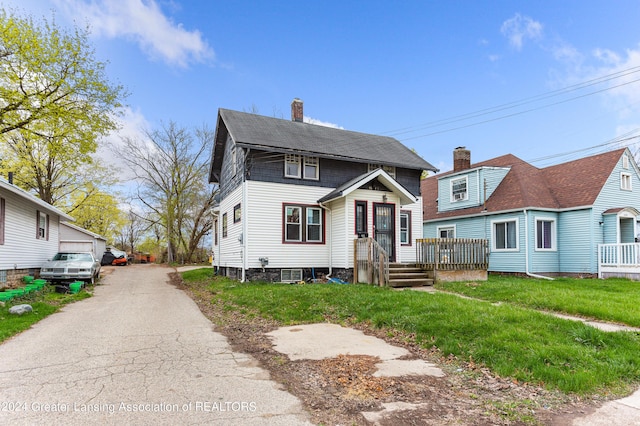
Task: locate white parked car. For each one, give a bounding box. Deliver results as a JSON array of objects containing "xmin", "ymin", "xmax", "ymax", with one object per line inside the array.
[{"xmin": 40, "ymin": 252, "xmax": 101, "ymax": 284}]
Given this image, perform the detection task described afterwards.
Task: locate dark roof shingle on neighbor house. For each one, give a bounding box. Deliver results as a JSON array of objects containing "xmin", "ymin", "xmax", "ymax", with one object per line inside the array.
[
  {"xmin": 422, "ymin": 148, "xmax": 627, "ymax": 221},
  {"xmin": 210, "ymin": 108, "xmax": 438, "ymax": 182}
]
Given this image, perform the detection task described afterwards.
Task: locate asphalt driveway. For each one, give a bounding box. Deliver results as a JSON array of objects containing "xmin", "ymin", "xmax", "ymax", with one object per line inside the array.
[{"xmin": 0, "ymin": 264, "xmax": 311, "ymax": 425}]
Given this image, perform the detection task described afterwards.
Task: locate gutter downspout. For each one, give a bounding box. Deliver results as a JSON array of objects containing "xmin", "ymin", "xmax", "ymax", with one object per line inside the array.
[
  {"xmin": 319, "ymin": 202, "xmax": 332, "ymax": 275},
  {"xmin": 240, "ymin": 149, "xmax": 250, "ymax": 283},
  {"xmin": 524, "ymin": 209, "xmax": 554, "ymax": 280}
]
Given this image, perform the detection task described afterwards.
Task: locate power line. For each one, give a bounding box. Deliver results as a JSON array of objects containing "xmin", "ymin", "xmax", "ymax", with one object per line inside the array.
[{"xmin": 372, "ymin": 65, "xmax": 640, "ymax": 141}]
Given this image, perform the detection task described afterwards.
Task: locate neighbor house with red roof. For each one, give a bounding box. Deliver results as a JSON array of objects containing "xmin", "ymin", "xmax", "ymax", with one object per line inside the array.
[{"xmin": 422, "ymin": 147, "xmax": 640, "ymax": 278}]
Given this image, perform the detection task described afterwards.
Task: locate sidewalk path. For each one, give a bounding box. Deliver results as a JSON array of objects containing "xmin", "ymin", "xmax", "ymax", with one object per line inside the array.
[{"xmin": 0, "ymin": 264, "xmax": 312, "ymax": 425}]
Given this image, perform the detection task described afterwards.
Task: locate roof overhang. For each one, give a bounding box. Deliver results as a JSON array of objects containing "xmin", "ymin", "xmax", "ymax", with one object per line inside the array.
[
  {"xmin": 0, "ymin": 179, "xmax": 74, "ymax": 221},
  {"xmin": 318, "ymin": 168, "xmax": 418, "ymax": 205},
  {"xmin": 603, "ymin": 207, "xmax": 640, "ymax": 218}
]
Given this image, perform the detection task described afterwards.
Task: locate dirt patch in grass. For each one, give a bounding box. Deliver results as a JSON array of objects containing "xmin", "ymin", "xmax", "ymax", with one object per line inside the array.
[{"xmin": 173, "ymin": 273, "xmax": 602, "ymax": 425}]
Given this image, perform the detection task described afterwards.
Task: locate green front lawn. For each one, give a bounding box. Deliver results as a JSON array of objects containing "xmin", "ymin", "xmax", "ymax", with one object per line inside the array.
[
  {"xmin": 0, "ymin": 287, "xmax": 92, "ymax": 343},
  {"xmin": 183, "ymin": 269, "xmax": 640, "ymax": 396},
  {"xmin": 436, "ymin": 275, "xmax": 640, "ymax": 327}
]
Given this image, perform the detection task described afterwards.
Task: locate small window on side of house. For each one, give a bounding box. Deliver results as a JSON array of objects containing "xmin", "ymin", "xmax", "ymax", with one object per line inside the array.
[
  {"xmin": 623, "ymin": 154, "xmax": 630, "ymax": 169},
  {"xmin": 400, "ymin": 211, "xmax": 411, "ymax": 245},
  {"xmin": 234, "ymin": 204, "xmax": 241, "ymax": 223},
  {"xmin": 355, "ymin": 201, "xmax": 367, "ymax": 236},
  {"xmin": 622, "ymin": 172, "xmax": 632, "ymax": 191},
  {"xmin": 222, "ymin": 213, "xmax": 228, "ymax": 238},
  {"xmin": 36, "ymin": 210, "xmax": 48, "ymax": 240}
]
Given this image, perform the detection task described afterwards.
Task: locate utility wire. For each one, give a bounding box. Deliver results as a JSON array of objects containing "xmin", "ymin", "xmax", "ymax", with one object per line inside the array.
[
  {"xmin": 370, "ymin": 66, "xmax": 640, "ymax": 139},
  {"xmin": 398, "ymin": 75, "xmax": 640, "ymax": 142}
]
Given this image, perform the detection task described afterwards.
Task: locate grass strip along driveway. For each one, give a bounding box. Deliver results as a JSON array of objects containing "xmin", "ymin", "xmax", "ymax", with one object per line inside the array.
[{"xmin": 186, "ymin": 269, "xmax": 640, "ymax": 398}]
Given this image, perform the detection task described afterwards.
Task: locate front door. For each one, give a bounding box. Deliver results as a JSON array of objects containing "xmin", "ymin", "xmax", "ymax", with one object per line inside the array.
[{"xmin": 374, "ymin": 203, "xmax": 395, "ymax": 262}]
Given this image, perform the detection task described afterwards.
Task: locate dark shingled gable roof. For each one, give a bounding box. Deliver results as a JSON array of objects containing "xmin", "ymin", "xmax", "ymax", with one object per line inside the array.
[
  {"xmin": 210, "ymin": 109, "xmax": 437, "ymax": 182},
  {"xmin": 422, "ymin": 148, "xmax": 627, "ymax": 221}
]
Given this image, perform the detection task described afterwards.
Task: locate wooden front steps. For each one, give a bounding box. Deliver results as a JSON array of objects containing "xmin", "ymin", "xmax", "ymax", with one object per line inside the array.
[{"xmin": 388, "ymin": 263, "xmax": 434, "ymax": 288}]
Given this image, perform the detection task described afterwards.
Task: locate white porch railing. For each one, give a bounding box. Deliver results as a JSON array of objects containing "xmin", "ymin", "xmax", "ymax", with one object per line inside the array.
[{"xmin": 598, "ymin": 243, "xmax": 640, "ymax": 279}]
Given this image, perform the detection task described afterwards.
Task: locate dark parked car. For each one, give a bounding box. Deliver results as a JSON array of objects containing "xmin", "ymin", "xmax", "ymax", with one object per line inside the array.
[{"xmin": 101, "ymin": 248, "xmax": 128, "ymax": 266}]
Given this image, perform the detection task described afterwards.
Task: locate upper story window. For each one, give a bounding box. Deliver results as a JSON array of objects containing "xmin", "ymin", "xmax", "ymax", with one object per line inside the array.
[
  {"xmin": 285, "ymin": 155, "xmax": 319, "ymax": 180},
  {"xmin": 623, "ymin": 154, "xmax": 630, "ymax": 169},
  {"xmin": 451, "ymin": 176, "xmax": 468, "ymax": 202},
  {"xmin": 622, "ymin": 173, "xmax": 632, "ymax": 191},
  {"xmin": 231, "ymin": 146, "xmax": 237, "ymax": 176},
  {"xmin": 368, "ymin": 164, "xmax": 396, "ymax": 179}
]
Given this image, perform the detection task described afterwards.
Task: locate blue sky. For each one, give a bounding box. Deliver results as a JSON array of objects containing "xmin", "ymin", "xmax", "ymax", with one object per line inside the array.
[{"xmin": 6, "ymin": 0, "xmax": 640, "ymax": 174}]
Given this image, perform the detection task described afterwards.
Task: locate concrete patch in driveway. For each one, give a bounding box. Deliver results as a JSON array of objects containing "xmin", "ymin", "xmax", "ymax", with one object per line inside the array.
[{"xmin": 265, "ymin": 323, "xmax": 444, "ymax": 378}]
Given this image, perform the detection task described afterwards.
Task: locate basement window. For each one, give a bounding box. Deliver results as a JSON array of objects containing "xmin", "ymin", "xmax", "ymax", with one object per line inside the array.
[{"xmin": 281, "ymin": 269, "xmax": 303, "ymax": 283}]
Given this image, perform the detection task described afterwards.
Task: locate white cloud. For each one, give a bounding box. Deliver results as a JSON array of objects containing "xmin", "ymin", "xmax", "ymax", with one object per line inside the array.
[
  {"xmin": 501, "ymin": 13, "xmax": 543, "ymax": 51},
  {"xmin": 304, "ymin": 116, "xmax": 344, "ymax": 129},
  {"xmin": 54, "ymin": 0, "xmax": 214, "ymax": 67},
  {"xmin": 96, "ymin": 107, "xmax": 150, "ymax": 178}
]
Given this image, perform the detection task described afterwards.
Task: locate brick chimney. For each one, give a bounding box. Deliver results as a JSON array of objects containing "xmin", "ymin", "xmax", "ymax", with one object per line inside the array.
[
  {"xmin": 291, "ymin": 98, "xmax": 303, "ymax": 122},
  {"xmin": 453, "ymin": 146, "xmax": 471, "ymax": 171}
]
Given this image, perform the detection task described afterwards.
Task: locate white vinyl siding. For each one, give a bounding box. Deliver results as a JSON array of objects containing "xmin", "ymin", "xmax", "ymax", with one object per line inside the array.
[
  {"xmin": 0, "ymin": 189, "xmax": 61, "ymax": 270},
  {"xmin": 244, "ymin": 181, "xmax": 330, "ymax": 269}
]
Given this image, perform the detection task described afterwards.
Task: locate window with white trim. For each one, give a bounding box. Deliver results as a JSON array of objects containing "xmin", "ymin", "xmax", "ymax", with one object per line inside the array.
[
  {"xmin": 285, "ymin": 154, "xmax": 301, "ymax": 178},
  {"xmin": 492, "ymin": 219, "xmax": 518, "ymax": 251},
  {"xmin": 451, "ymin": 176, "xmax": 468, "ymax": 202},
  {"xmin": 623, "ymin": 154, "xmax": 630, "ymax": 169},
  {"xmin": 303, "ymin": 156, "xmax": 319, "ymax": 180},
  {"xmin": 438, "ymin": 226, "xmax": 455, "ymax": 238},
  {"xmin": 535, "ymin": 218, "xmax": 556, "ymax": 250},
  {"xmin": 285, "ymin": 155, "xmax": 319, "ymax": 180},
  {"xmin": 622, "ymin": 172, "xmax": 632, "ymax": 190},
  {"xmin": 285, "ymin": 206, "xmax": 301, "ymax": 241},
  {"xmin": 37, "ymin": 210, "xmax": 48, "ymax": 240},
  {"xmin": 400, "ymin": 211, "xmax": 411, "ymax": 245},
  {"xmin": 284, "ymin": 204, "xmax": 324, "ymax": 243}
]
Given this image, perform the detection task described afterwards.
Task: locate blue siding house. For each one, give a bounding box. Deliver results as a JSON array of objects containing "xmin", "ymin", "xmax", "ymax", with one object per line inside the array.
[{"xmin": 422, "ymin": 147, "xmax": 640, "ymax": 278}]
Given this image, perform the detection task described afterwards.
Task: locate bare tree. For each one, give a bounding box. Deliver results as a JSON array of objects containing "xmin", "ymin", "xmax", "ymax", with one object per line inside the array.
[{"xmin": 121, "ymin": 122, "xmax": 216, "ymax": 263}]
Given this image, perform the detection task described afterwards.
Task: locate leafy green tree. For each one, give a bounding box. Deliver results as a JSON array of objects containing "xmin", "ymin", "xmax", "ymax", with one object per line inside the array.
[
  {"xmin": 67, "ymin": 187, "xmax": 126, "ymax": 243},
  {"xmin": 0, "ymin": 9, "xmax": 127, "ymax": 207},
  {"xmin": 122, "ymin": 122, "xmax": 216, "ymax": 263}
]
